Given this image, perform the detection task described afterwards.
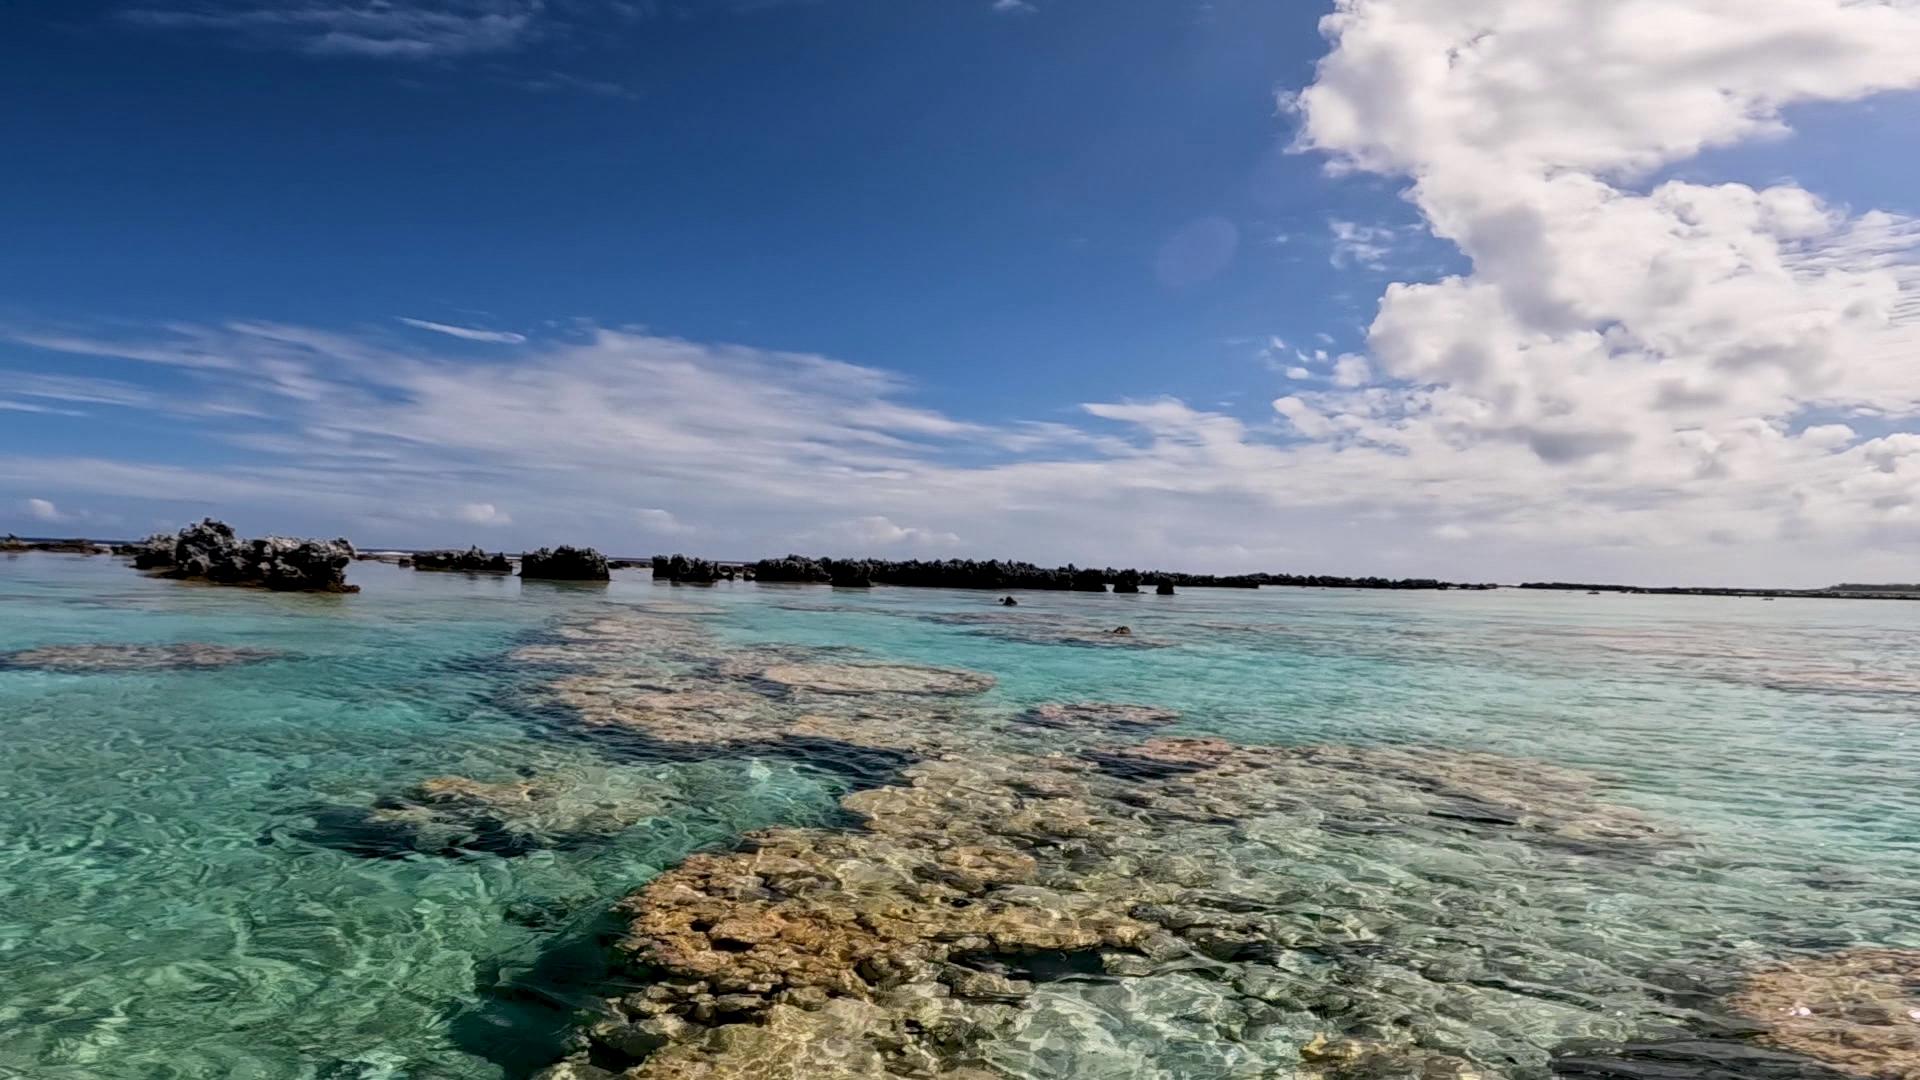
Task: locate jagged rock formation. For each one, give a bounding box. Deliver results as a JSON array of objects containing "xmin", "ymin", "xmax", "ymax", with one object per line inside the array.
[
  {"xmin": 412, "ymin": 546, "xmax": 512, "ymax": 573},
  {"xmin": 120, "ymin": 532, "xmax": 179, "ymax": 569},
  {"xmin": 522, "ymin": 546, "xmax": 612, "ymax": 581},
  {"xmin": 1111, "ymin": 568, "xmax": 1142, "ymax": 594},
  {"xmin": 131, "ymin": 519, "xmax": 356, "ymax": 592},
  {"xmin": 1155, "ymin": 580, "xmax": 1175, "ymax": 595},
  {"xmin": 651, "ymin": 554, "xmax": 731, "ymax": 583}
]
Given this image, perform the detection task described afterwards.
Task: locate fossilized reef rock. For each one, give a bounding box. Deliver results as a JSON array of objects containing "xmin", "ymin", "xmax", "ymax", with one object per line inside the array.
[
  {"xmin": 1729, "ymin": 948, "xmax": 1920, "ymax": 1080},
  {"xmin": 523, "ymin": 546, "xmax": 612, "ymax": 581},
  {"xmin": 413, "ymin": 546, "xmax": 512, "ymax": 573},
  {"xmin": 0, "ymin": 642, "xmax": 278, "ymax": 672},
  {"xmin": 132, "ymin": 519, "xmax": 356, "ymax": 592}
]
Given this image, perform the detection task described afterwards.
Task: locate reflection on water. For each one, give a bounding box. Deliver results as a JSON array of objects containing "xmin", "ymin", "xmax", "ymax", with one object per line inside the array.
[{"xmin": 0, "ymin": 554, "xmax": 1915, "ymax": 1078}]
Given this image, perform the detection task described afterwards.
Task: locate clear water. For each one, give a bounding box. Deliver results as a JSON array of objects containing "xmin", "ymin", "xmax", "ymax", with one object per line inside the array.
[{"xmin": 0, "ymin": 553, "xmax": 1915, "ymax": 1078}]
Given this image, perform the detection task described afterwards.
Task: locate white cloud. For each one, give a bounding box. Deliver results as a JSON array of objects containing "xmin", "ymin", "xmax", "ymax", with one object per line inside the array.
[
  {"xmin": 454, "ymin": 502, "xmax": 511, "ymax": 526},
  {"xmin": 23, "ymin": 498, "xmax": 63, "ymax": 523},
  {"xmin": 991, "ymin": 0, "xmax": 1036, "ymax": 12},
  {"xmin": 838, "ymin": 516, "xmax": 962, "ymax": 550},
  {"xmin": 636, "ymin": 508, "xmax": 694, "ymax": 535},
  {"xmin": 398, "ymin": 318, "xmax": 527, "ymax": 344},
  {"xmin": 1328, "ymin": 218, "xmax": 1395, "ymax": 269},
  {"xmin": 0, "ymin": 311, "xmax": 1915, "ymax": 583},
  {"xmin": 1330, "ymin": 353, "xmax": 1372, "ymax": 388}
]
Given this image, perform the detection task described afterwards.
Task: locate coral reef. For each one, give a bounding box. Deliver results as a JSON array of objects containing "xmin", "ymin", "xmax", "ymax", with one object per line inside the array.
[
  {"xmin": 1013, "ymin": 702, "xmax": 1181, "ymax": 734},
  {"xmin": 539, "ymin": 714, "xmax": 1676, "ymax": 1077},
  {"xmin": 0, "ymin": 642, "xmax": 278, "ymax": 672},
  {"xmin": 1729, "ymin": 949, "xmax": 1920, "ymax": 1079},
  {"xmin": 322, "ymin": 768, "xmax": 669, "ymax": 858}
]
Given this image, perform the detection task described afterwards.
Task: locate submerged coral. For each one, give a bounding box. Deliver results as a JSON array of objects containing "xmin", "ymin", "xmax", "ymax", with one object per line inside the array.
[
  {"xmin": 541, "ymin": 724, "xmax": 1681, "ymax": 1078},
  {"xmin": 1729, "ymin": 949, "xmax": 1920, "ymax": 1079},
  {"xmin": 0, "ymin": 642, "xmax": 279, "ymax": 672},
  {"xmin": 756, "ymin": 662, "xmax": 997, "ymax": 697},
  {"xmin": 1014, "ymin": 702, "xmax": 1182, "ymax": 734},
  {"xmin": 323, "ymin": 768, "xmax": 670, "ymax": 858},
  {"xmin": 924, "ymin": 610, "xmax": 1163, "ymax": 649}
]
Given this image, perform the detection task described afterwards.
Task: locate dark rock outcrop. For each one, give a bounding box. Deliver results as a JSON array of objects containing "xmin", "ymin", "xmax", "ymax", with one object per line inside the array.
[
  {"xmin": 1155, "ymin": 579, "xmax": 1176, "ymax": 595},
  {"xmin": 999, "ymin": 595, "xmax": 1018, "ymax": 606},
  {"xmin": 1070, "ymin": 566, "xmax": 1108, "ymax": 593},
  {"xmin": 126, "ymin": 533, "xmax": 177, "ymax": 569},
  {"xmin": 651, "ymin": 554, "xmax": 729, "ymax": 584},
  {"xmin": 1112, "ymin": 568, "xmax": 1142, "ymax": 594},
  {"xmin": 137, "ymin": 519, "xmax": 356, "ymax": 592},
  {"xmin": 829, "ymin": 560, "xmax": 872, "ymax": 588},
  {"xmin": 521, "ymin": 546, "xmax": 611, "ymax": 581},
  {"xmin": 413, "ymin": 546, "xmax": 512, "ymax": 573}
]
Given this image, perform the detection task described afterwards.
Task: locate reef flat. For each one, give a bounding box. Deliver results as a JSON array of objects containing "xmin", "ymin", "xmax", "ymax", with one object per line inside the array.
[{"xmin": 2, "ymin": 557, "xmax": 1915, "ymax": 1079}]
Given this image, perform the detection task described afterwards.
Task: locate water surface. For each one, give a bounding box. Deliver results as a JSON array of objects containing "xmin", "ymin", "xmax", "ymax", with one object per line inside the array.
[{"xmin": 0, "ymin": 553, "xmax": 1913, "ymax": 1078}]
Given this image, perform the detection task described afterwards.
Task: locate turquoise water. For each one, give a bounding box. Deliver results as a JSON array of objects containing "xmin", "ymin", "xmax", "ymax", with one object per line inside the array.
[{"xmin": 0, "ymin": 553, "xmax": 1915, "ymax": 1078}]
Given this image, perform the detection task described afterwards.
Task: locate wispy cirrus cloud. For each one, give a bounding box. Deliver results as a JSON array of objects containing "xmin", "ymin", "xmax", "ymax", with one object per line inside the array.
[
  {"xmin": 397, "ymin": 317, "xmax": 527, "ymax": 344},
  {"xmin": 118, "ymin": 1, "xmax": 545, "ymax": 59}
]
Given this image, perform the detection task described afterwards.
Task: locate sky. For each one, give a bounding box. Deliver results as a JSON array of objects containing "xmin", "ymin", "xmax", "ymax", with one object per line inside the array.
[{"xmin": 2, "ymin": 0, "xmax": 1918, "ymax": 586}]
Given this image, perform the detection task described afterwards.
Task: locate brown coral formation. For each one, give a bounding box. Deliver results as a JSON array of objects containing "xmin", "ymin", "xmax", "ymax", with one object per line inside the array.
[
  {"xmin": 1014, "ymin": 701, "xmax": 1181, "ymax": 734},
  {"xmin": 355, "ymin": 769, "xmax": 668, "ymax": 856},
  {"xmin": 0, "ymin": 642, "xmax": 279, "ymax": 672},
  {"xmin": 1297, "ymin": 1033, "xmax": 1486, "ymax": 1079},
  {"xmin": 1729, "ymin": 949, "xmax": 1920, "ymax": 1079},
  {"xmin": 757, "ymin": 662, "xmax": 996, "ymax": 697},
  {"xmin": 540, "ymin": 733, "xmax": 1673, "ymax": 1078}
]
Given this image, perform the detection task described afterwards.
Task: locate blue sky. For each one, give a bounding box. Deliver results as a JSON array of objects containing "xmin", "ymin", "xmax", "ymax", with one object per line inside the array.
[{"xmin": 3, "ymin": 0, "xmax": 1919, "ymax": 585}]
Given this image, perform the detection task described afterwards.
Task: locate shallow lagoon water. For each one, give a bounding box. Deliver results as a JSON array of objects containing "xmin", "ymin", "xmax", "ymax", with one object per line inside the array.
[{"xmin": 0, "ymin": 553, "xmax": 1915, "ymax": 1078}]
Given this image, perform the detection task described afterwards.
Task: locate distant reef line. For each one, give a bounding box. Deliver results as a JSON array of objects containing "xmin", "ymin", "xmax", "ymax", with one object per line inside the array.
[
  {"xmin": 643, "ymin": 553, "xmax": 1492, "ymax": 593},
  {"xmin": 6, "ymin": 527, "xmax": 1915, "ymax": 599}
]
